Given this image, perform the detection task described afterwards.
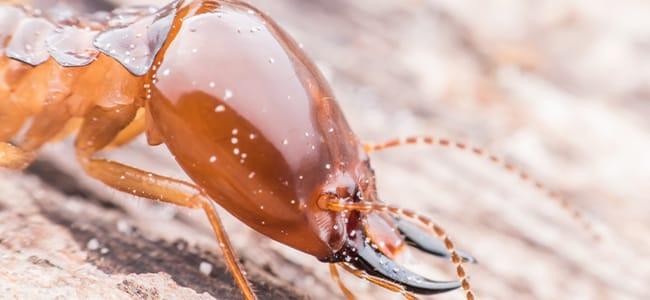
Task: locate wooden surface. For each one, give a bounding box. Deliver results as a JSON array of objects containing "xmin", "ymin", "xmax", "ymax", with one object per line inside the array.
[{"xmin": 2, "ymin": 0, "xmax": 650, "ymax": 299}]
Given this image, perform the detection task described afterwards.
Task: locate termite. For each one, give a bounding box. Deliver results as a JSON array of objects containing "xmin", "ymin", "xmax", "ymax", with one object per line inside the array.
[{"xmin": 0, "ymin": 1, "xmax": 599, "ymax": 299}]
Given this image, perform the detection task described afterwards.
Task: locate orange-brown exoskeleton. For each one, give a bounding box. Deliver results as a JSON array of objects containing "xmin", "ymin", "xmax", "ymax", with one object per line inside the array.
[{"xmin": 0, "ymin": 1, "xmax": 599, "ymax": 299}]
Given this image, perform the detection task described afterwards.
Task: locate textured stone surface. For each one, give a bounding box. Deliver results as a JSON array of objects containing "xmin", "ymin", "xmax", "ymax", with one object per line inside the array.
[{"xmin": 0, "ymin": 165, "xmax": 305, "ymax": 300}]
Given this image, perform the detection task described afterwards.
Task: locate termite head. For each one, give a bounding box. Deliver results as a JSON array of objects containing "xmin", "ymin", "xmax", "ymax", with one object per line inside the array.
[{"xmin": 315, "ymin": 170, "xmax": 476, "ymax": 295}]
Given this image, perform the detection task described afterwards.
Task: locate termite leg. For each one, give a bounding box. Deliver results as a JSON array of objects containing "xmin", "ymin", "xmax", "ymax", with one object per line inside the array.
[
  {"xmin": 1, "ymin": 61, "xmax": 77, "ymax": 161},
  {"xmin": 105, "ymin": 107, "xmax": 147, "ymax": 150},
  {"xmin": 0, "ymin": 143, "xmax": 36, "ymax": 170},
  {"xmin": 329, "ymin": 264, "xmax": 356, "ymax": 300},
  {"xmin": 74, "ymin": 104, "xmax": 257, "ymax": 300},
  {"xmin": 0, "ymin": 102, "xmax": 70, "ymax": 170},
  {"xmin": 0, "ymin": 98, "xmax": 35, "ymax": 169},
  {"xmin": 339, "ymin": 263, "xmax": 418, "ymax": 300},
  {"xmin": 202, "ymin": 201, "xmax": 258, "ymax": 300},
  {"xmin": 0, "ymin": 103, "xmax": 32, "ymax": 142},
  {"xmin": 0, "ymin": 59, "xmax": 31, "ymax": 142},
  {"xmin": 365, "ymin": 136, "xmax": 600, "ymax": 240},
  {"xmin": 49, "ymin": 118, "xmax": 84, "ymax": 143},
  {"xmin": 20, "ymin": 96, "xmax": 72, "ymax": 151}
]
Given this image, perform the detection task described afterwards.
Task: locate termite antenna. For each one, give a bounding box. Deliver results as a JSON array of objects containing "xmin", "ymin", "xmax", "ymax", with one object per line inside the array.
[
  {"xmin": 321, "ymin": 197, "xmax": 476, "ymax": 300},
  {"xmin": 365, "ymin": 136, "xmax": 600, "ymax": 241}
]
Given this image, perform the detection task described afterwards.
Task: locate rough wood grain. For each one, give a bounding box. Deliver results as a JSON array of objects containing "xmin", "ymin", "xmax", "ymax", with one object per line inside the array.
[{"xmin": 2, "ymin": 0, "xmax": 649, "ymax": 299}]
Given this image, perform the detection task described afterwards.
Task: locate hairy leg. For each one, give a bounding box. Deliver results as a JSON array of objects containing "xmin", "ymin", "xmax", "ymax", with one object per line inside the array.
[
  {"xmin": 329, "ymin": 264, "xmax": 356, "ymax": 300},
  {"xmin": 105, "ymin": 107, "xmax": 146, "ymax": 149},
  {"xmin": 74, "ymin": 103, "xmax": 257, "ymax": 300},
  {"xmin": 339, "ymin": 263, "xmax": 417, "ymax": 300}
]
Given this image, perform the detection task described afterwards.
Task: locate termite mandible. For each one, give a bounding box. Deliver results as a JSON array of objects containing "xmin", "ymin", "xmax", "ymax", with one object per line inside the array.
[{"xmin": 0, "ymin": 1, "xmax": 599, "ymax": 299}]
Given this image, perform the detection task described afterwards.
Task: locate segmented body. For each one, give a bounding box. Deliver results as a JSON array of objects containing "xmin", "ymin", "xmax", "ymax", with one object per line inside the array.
[{"xmin": 0, "ymin": 2, "xmax": 160, "ymax": 141}]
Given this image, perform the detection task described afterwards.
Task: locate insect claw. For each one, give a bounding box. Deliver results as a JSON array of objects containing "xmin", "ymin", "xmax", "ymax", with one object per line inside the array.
[
  {"xmin": 349, "ymin": 236, "xmax": 461, "ymax": 295},
  {"xmin": 396, "ymin": 218, "xmax": 477, "ymax": 264}
]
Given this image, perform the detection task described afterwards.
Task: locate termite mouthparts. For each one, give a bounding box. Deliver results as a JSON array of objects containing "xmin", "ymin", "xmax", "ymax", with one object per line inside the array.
[{"xmin": 0, "ymin": 0, "xmax": 598, "ymax": 299}]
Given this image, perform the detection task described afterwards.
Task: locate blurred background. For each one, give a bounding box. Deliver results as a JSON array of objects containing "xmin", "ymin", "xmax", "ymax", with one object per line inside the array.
[{"xmin": 3, "ymin": 0, "xmax": 650, "ymax": 299}]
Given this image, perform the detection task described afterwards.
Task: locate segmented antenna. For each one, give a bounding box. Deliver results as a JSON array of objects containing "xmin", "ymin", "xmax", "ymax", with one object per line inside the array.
[
  {"xmin": 365, "ymin": 136, "xmax": 600, "ymax": 240},
  {"xmin": 323, "ymin": 198, "xmax": 476, "ymax": 300}
]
